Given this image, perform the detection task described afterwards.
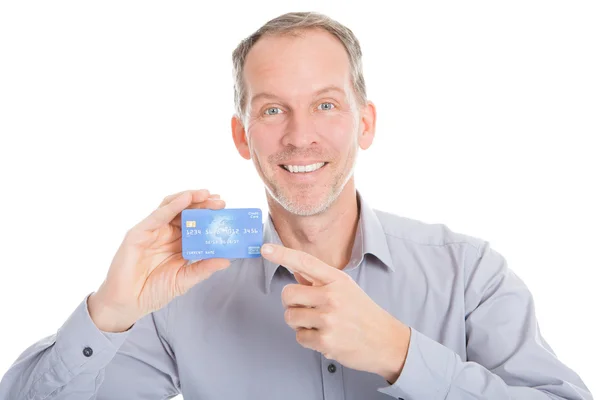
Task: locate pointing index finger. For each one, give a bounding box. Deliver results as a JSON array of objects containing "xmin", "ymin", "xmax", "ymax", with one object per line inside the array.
[{"xmin": 260, "ymin": 244, "xmax": 342, "ymax": 285}]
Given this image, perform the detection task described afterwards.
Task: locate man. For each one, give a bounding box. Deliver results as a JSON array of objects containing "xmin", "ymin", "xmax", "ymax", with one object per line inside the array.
[{"xmin": 0, "ymin": 11, "xmax": 593, "ymax": 400}]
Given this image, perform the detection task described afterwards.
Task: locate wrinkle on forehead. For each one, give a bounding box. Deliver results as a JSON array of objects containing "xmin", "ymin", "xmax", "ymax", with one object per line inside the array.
[{"xmin": 242, "ymin": 29, "xmax": 355, "ymax": 112}]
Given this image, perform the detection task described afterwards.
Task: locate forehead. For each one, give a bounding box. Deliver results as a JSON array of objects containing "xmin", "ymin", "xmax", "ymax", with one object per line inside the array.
[{"xmin": 243, "ymin": 28, "xmax": 353, "ymax": 101}]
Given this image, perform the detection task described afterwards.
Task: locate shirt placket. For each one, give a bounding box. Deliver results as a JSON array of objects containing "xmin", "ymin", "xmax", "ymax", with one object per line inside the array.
[{"xmin": 321, "ymin": 355, "xmax": 345, "ymax": 400}]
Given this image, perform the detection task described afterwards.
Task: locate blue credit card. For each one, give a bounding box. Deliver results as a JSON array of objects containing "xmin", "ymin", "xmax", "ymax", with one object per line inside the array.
[{"xmin": 181, "ymin": 208, "xmax": 263, "ymax": 260}]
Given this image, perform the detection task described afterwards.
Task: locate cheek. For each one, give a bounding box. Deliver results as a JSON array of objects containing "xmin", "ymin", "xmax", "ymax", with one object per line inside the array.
[
  {"xmin": 316, "ymin": 114, "xmax": 357, "ymax": 148},
  {"xmin": 246, "ymin": 126, "xmax": 281, "ymax": 158}
]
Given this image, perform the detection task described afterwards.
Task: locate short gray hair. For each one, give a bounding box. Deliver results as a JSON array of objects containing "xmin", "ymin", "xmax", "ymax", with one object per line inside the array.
[{"xmin": 232, "ymin": 11, "xmax": 367, "ymax": 120}]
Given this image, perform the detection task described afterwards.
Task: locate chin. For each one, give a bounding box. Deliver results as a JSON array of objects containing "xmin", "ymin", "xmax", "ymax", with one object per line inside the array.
[
  {"xmin": 282, "ymin": 198, "xmax": 331, "ymax": 216},
  {"xmin": 268, "ymin": 183, "xmax": 341, "ymax": 216},
  {"xmin": 260, "ymin": 159, "xmax": 354, "ymax": 216}
]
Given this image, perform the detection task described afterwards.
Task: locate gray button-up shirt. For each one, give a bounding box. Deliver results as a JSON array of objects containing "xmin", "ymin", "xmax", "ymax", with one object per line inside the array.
[{"xmin": 0, "ymin": 192, "xmax": 592, "ymax": 399}]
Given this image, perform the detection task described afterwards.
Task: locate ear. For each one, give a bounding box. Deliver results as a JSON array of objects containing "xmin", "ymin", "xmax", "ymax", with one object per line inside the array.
[
  {"xmin": 358, "ymin": 101, "xmax": 376, "ymax": 150},
  {"xmin": 231, "ymin": 114, "xmax": 251, "ymax": 160}
]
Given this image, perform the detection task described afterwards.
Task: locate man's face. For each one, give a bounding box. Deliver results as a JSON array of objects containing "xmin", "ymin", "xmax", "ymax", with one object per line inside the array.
[{"xmin": 232, "ymin": 28, "xmax": 375, "ymax": 216}]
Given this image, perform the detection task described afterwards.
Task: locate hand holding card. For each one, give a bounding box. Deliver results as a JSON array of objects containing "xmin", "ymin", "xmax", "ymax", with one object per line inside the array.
[{"xmin": 88, "ymin": 189, "xmax": 232, "ymax": 333}]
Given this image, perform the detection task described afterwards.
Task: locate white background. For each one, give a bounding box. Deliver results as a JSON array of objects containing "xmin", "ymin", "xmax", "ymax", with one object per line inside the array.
[{"xmin": 1, "ymin": 1, "xmax": 598, "ymax": 397}]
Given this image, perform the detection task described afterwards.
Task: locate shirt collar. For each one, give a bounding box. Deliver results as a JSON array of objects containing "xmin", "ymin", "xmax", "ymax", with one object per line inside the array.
[{"xmin": 262, "ymin": 190, "xmax": 395, "ymax": 294}]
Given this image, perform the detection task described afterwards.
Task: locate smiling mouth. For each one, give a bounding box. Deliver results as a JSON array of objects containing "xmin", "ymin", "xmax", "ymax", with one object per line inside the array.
[{"xmin": 278, "ymin": 162, "xmax": 328, "ymax": 174}]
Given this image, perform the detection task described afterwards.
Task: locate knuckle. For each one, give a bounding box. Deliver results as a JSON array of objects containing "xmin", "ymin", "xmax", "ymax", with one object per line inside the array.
[
  {"xmin": 124, "ymin": 227, "xmax": 135, "ymax": 238},
  {"xmin": 281, "ymin": 284, "xmax": 294, "ymax": 304},
  {"xmin": 284, "ymin": 308, "xmax": 293, "ymax": 323},
  {"xmin": 161, "ymin": 194, "xmax": 175, "ymax": 206},
  {"xmin": 125, "ymin": 225, "xmax": 155, "ymax": 246},
  {"xmin": 299, "ymin": 252, "xmax": 313, "ymax": 268},
  {"xmin": 324, "ymin": 290, "xmax": 340, "ymax": 308},
  {"xmin": 295, "ymin": 329, "xmax": 306, "ymax": 344},
  {"xmin": 124, "ymin": 228, "xmax": 140, "ymax": 243},
  {"xmin": 320, "ymin": 312, "xmax": 335, "ymax": 328},
  {"xmin": 317, "ymin": 332, "xmax": 330, "ymax": 349}
]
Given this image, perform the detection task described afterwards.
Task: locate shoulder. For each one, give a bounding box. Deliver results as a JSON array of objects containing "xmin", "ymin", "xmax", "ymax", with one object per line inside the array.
[
  {"xmin": 373, "ymin": 209, "xmax": 511, "ymax": 303},
  {"xmin": 374, "ymin": 209, "xmax": 512, "ymax": 293},
  {"xmin": 373, "ymin": 208, "xmax": 483, "ymax": 252}
]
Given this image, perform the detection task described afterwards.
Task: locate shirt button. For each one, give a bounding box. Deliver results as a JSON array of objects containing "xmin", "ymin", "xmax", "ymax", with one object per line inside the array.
[
  {"xmin": 327, "ymin": 363, "xmax": 336, "ymax": 373},
  {"xmin": 82, "ymin": 347, "xmax": 93, "ymax": 357}
]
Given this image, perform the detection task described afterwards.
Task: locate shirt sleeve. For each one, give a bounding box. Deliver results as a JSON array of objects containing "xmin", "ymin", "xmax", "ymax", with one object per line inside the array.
[
  {"xmin": 0, "ymin": 292, "xmax": 181, "ymax": 400},
  {"xmin": 377, "ymin": 241, "xmax": 593, "ymax": 400}
]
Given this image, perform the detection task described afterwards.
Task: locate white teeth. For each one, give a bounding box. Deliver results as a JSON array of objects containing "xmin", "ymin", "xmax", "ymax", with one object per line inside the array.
[{"xmin": 283, "ymin": 162, "xmax": 326, "ymax": 173}]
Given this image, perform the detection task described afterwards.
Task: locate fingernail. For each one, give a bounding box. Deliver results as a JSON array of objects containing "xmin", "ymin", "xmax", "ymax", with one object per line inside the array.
[
  {"xmin": 209, "ymin": 194, "xmax": 220, "ymax": 200},
  {"xmin": 262, "ymin": 244, "xmax": 273, "ymax": 254}
]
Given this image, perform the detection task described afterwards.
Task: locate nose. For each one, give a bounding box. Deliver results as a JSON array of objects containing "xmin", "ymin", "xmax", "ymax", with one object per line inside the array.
[{"xmin": 282, "ymin": 110, "xmax": 319, "ymax": 148}]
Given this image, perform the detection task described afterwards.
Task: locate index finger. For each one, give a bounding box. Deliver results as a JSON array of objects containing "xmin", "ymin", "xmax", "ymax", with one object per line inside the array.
[
  {"xmin": 136, "ymin": 191, "xmax": 193, "ymax": 232},
  {"xmin": 159, "ymin": 189, "xmax": 211, "ymax": 207},
  {"xmin": 260, "ymin": 244, "xmax": 343, "ymax": 286}
]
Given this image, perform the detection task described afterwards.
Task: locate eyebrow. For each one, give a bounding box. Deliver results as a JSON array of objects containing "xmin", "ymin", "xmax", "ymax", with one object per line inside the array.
[{"xmin": 249, "ymin": 85, "xmax": 347, "ymax": 105}]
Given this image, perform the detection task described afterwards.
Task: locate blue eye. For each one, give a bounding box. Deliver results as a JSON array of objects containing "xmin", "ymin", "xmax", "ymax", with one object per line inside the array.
[
  {"xmin": 318, "ymin": 102, "xmax": 335, "ymax": 111},
  {"xmin": 264, "ymin": 107, "xmax": 282, "ymax": 115}
]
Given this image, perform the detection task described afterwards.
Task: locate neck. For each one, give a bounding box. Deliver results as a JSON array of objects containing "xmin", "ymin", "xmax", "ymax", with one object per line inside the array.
[{"xmin": 266, "ymin": 179, "xmax": 359, "ymax": 271}]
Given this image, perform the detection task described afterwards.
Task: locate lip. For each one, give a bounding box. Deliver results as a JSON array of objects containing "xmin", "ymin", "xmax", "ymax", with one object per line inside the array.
[
  {"xmin": 278, "ymin": 162, "xmax": 328, "ymax": 179},
  {"xmin": 278, "ymin": 160, "xmax": 327, "ymax": 167}
]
